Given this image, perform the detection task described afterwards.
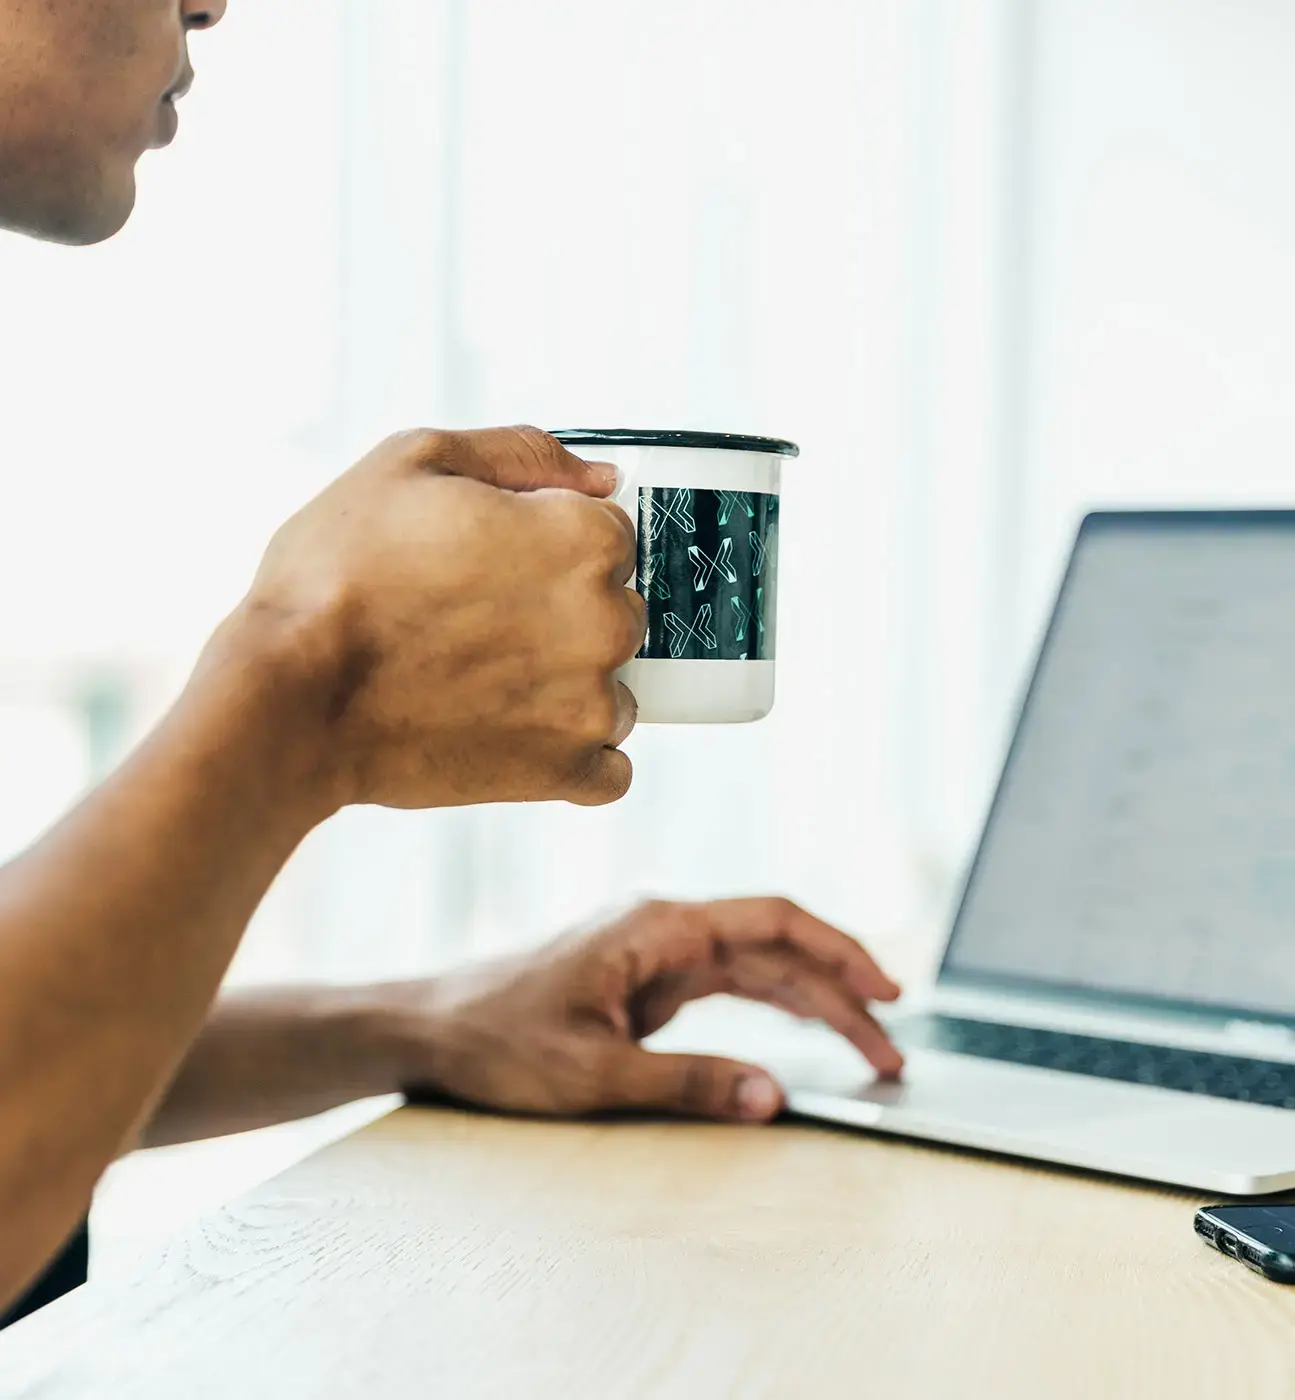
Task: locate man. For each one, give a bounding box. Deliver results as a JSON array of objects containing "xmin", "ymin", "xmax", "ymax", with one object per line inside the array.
[{"xmin": 0, "ymin": 0, "xmax": 904, "ymax": 1326}]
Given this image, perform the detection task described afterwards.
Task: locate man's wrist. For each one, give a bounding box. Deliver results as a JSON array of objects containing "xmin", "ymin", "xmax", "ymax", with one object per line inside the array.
[
  {"xmin": 312, "ymin": 981, "xmax": 452, "ymax": 1100},
  {"xmin": 140, "ymin": 983, "xmax": 437, "ymax": 1148},
  {"xmin": 183, "ymin": 598, "xmax": 355, "ymax": 832}
]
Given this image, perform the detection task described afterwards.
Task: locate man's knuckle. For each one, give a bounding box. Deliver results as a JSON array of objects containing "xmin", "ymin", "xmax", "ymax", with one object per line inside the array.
[
  {"xmin": 589, "ymin": 600, "xmax": 633, "ymax": 660},
  {"xmin": 395, "ymin": 426, "xmax": 451, "ymax": 466},
  {"xmin": 591, "ymin": 500, "xmax": 632, "ymax": 544},
  {"xmin": 588, "ymin": 1044, "xmax": 625, "ymax": 1101},
  {"xmin": 618, "ymin": 601, "xmax": 647, "ymax": 659},
  {"xmin": 512, "ymin": 424, "xmax": 565, "ymax": 469},
  {"xmin": 592, "ymin": 511, "xmax": 626, "ymax": 560},
  {"xmin": 680, "ymin": 1059, "xmax": 719, "ymax": 1113},
  {"xmin": 571, "ymin": 690, "xmax": 617, "ymax": 745},
  {"xmin": 606, "ymin": 749, "xmax": 633, "ymax": 800},
  {"xmin": 744, "ymin": 897, "xmax": 792, "ymax": 939},
  {"xmin": 543, "ymin": 490, "xmax": 592, "ymax": 535},
  {"xmin": 687, "ymin": 906, "xmax": 715, "ymax": 939},
  {"xmin": 663, "ymin": 902, "xmax": 707, "ymax": 942},
  {"xmin": 512, "ymin": 423, "xmax": 553, "ymax": 448},
  {"xmin": 614, "ymin": 681, "xmax": 638, "ymax": 741},
  {"xmin": 565, "ymin": 745, "xmax": 631, "ymax": 805}
]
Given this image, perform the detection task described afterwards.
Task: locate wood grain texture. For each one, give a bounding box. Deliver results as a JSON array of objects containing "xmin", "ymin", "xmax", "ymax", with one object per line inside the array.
[{"xmin": 1, "ymin": 1106, "xmax": 1294, "ymax": 1398}]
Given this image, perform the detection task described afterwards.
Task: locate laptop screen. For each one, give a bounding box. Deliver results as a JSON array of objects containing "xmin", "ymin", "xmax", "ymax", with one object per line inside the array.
[{"xmin": 943, "ymin": 512, "xmax": 1295, "ymax": 1023}]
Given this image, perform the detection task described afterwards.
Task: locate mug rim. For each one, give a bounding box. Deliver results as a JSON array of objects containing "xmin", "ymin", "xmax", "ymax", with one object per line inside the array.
[{"xmin": 551, "ymin": 428, "xmax": 799, "ymax": 458}]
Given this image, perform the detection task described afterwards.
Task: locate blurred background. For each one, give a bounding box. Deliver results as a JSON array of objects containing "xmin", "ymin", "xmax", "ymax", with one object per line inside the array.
[{"xmin": 3, "ymin": 0, "xmax": 1295, "ymax": 1266}]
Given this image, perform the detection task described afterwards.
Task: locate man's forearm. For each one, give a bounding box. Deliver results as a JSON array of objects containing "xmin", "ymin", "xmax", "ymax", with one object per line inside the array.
[
  {"xmin": 0, "ymin": 606, "xmax": 333, "ymax": 1312},
  {"xmin": 142, "ymin": 985, "xmax": 410, "ymax": 1148}
]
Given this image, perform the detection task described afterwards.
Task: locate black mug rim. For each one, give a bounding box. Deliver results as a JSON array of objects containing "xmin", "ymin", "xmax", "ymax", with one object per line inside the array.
[{"xmin": 551, "ymin": 429, "xmax": 799, "ymax": 458}]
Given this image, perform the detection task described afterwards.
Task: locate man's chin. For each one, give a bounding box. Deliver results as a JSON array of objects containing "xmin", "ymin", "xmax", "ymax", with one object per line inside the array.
[
  {"xmin": 53, "ymin": 182, "xmax": 137, "ymax": 248},
  {"xmin": 0, "ymin": 172, "xmax": 137, "ymax": 248}
]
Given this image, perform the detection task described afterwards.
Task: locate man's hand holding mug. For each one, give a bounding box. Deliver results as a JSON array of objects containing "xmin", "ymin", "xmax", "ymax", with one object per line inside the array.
[{"xmin": 212, "ymin": 426, "xmax": 647, "ymax": 817}]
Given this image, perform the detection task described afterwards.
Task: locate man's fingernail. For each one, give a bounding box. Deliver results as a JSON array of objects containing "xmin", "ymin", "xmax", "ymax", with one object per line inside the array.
[
  {"xmin": 588, "ymin": 460, "xmax": 620, "ymax": 493},
  {"xmin": 736, "ymin": 1075, "xmax": 780, "ymax": 1121}
]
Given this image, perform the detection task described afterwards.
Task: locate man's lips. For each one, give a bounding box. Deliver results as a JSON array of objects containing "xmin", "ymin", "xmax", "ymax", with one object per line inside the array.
[
  {"xmin": 151, "ymin": 69, "xmax": 193, "ymax": 150},
  {"xmin": 165, "ymin": 57, "xmax": 195, "ymax": 104},
  {"xmin": 152, "ymin": 97, "xmax": 180, "ymax": 149}
]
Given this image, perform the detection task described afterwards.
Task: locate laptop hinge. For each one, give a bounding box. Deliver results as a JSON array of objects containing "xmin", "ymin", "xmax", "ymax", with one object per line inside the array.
[
  {"xmin": 1221, "ymin": 1020, "xmax": 1295, "ymax": 1053},
  {"xmin": 921, "ymin": 984, "xmax": 1295, "ymax": 1060}
]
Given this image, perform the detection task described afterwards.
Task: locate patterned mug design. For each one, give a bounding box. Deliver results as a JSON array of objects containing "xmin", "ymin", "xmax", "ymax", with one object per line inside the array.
[{"xmin": 636, "ymin": 487, "xmax": 779, "ymax": 661}]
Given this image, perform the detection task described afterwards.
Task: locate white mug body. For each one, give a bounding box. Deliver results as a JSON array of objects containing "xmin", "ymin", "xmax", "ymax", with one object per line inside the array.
[{"xmin": 554, "ymin": 431, "xmax": 796, "ymax": 724}]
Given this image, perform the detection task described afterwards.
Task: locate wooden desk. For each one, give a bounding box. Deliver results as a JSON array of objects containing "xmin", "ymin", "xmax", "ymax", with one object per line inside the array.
[{"xmin": 1, "ymin": 1106, "xmax": 1293, "ymax": 1397}]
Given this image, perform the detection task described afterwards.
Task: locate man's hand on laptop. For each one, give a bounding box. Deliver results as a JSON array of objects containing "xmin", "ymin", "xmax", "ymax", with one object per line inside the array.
[
  {"xmin": 373, "ymin": 898, "xmax": 905, "ymax": 1123},
  {"xmin": 215, "ymin": 425, "xmax": 644, "ymax": 816}
]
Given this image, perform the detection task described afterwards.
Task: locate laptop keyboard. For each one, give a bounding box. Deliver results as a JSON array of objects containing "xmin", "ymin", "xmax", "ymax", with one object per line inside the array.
[{"xmin": 898, "ymin": 1015, "xmax": 1295, "ymax": 1110}]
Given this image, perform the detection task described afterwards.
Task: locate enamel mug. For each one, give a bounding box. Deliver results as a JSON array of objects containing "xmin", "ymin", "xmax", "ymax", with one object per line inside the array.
[{"xmin": 552, "ymin": 429, "xmax": 798, "ymax": 724}]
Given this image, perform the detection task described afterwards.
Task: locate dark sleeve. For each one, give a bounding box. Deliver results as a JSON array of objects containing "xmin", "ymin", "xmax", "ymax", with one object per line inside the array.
[{"xmin": 0, "ymin": 1222, "xmax": 89, "ymax": 1330}]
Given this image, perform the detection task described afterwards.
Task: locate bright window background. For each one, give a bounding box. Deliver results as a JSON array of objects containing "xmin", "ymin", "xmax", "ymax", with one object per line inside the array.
[{"xmin": 0, "ymin": 0, "xmax": 1292, "ymax": 1267}]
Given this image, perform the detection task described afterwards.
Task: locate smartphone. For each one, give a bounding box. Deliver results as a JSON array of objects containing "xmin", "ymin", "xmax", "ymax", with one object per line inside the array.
[{"xmin": 1195, "ymin": 1204, "xmax": 1295, "ymax": 1283}]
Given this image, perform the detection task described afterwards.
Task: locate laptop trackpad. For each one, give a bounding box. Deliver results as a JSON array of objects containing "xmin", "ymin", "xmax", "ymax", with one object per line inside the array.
[
  {"xmin": 785, "ymin": 1049, "xmax": 1295, "ymax": 1178},
  {"xmin": 783, "ymin": 1048, "xmax": 1149, "ymax": 1133}
]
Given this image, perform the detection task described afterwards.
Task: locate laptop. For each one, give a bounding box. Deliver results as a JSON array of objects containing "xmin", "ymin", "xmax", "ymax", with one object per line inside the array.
[{"xmin": 779, "ymin": 510, "xmax": 1295, "ymax": 1194}]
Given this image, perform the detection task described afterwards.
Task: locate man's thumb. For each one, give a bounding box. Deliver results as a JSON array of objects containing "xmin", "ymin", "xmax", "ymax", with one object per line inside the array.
[
  {"xmin": 436, "ymin": 426, "xmax": 618, "ymax": 496},
  {"xmin": 609, "ymin": 1049, "xmax": 784, "ymax": 1123}
]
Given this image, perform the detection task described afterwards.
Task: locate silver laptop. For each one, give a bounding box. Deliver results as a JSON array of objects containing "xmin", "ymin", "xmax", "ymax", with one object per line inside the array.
[{"xmin": 782, "ymin": 511, "xmax": 1295, "ymax": 1194}]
